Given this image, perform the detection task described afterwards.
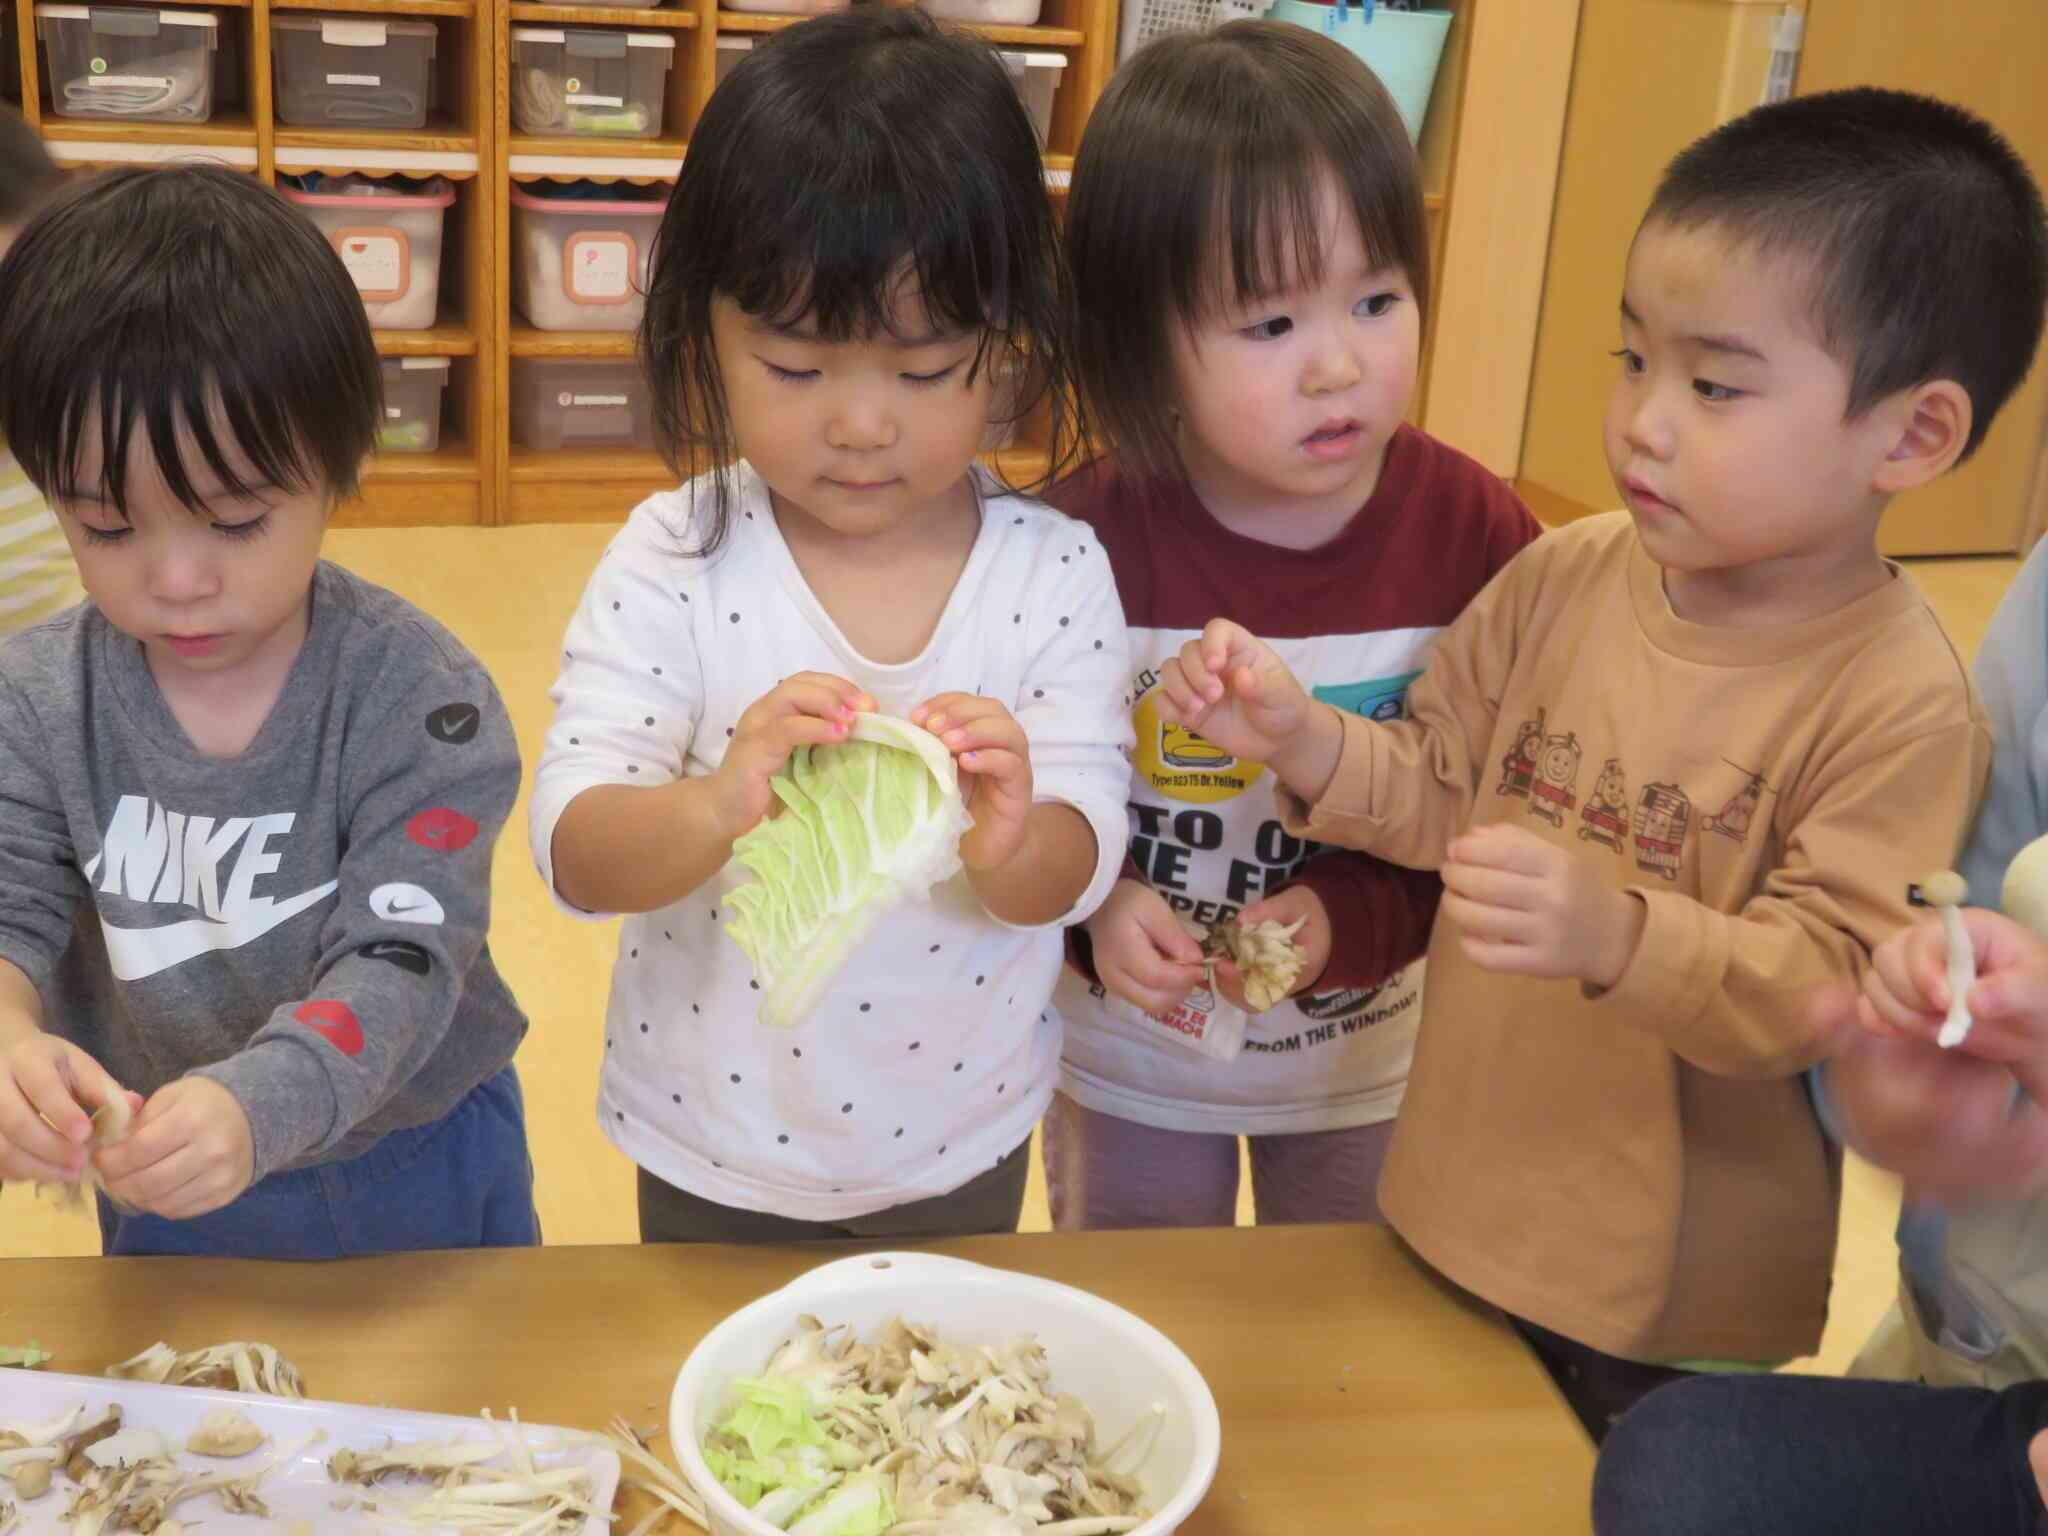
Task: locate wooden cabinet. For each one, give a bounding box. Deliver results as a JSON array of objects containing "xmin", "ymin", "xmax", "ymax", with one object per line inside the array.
[
  {"xmin": 7, "ymin": 0, "xmax": 495, "ymax": 526},
  {"xmin": 1795, "ymin": 0, "xmax": 2048, "ymax": 555},
  {"xmin": 5, "ymin": 0, "xmax": 1577, "ymax": 524},
  {"xmin": 1517, "ymin": 0, "xmax": 2048, "ymax": 553}
]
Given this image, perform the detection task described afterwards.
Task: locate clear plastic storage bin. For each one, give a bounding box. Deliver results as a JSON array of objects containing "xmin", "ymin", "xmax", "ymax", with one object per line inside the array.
[
  {"xmin": 712, "ymin": 35, "xmax": 749, "ymax": 91},
  {"xmin": 378, "ymin": 357, "xmax": 449, "ymax": 454},
  {"xmin": 510, "ymin": 182, "xmax": 666, "ymax": 332},
  {"xmin": 282, "ymin": 175, "xmax": 453, "ymax": 329},
  {"xmin": 923, "ymin": 0, "xmax": 1042, "ymax": 27},
  {"xmin": 271, "ymin": 14, "xmax": 436, "ymax": 130},
  {"xmin": 511, "ymin": 27, "xmax": 673, "ymax": 140},
  {"xmin": 1000, "ymin": 50, "xmax": 1065, "ymax": 147},
  {"xmin": 511, "ymin": 360, "xmax": 657, "ymax": 451},
  {"xmin": 35, "ymin": 5, "xmax": 218, "ymax": 124}
]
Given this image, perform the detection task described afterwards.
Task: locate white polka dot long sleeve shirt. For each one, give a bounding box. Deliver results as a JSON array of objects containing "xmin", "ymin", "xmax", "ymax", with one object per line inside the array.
[{"xmin": 530, "ymin": 465, "xmax": 1133, "ymax": 1220}]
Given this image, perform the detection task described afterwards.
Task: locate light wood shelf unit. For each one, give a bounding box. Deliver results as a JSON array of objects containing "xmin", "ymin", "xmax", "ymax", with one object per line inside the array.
[
  {"xmin": 494, "ymin": 0, "xmax": 1125, "ymax": 524},
  {"xmin": 8, "ymin": 0, "xmax": 1570, "ymax": 524},
  {"xmin": 10, "ymin": 0, "xmax": 494, "ymax": 525}
]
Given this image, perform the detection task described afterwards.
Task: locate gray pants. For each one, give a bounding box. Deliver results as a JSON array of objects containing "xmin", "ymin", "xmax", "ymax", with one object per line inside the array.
[{"xmin": 636, "ymin": 1139, "xmax": 1031, "ymax": 1244}]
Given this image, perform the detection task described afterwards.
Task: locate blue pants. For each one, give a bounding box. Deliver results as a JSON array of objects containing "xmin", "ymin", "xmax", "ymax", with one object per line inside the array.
[
  {"xmin": 98, "ymin": 1066, "xmax": 539, "ymax": 1259},
  {"xmin": 1594, "ymin": 1373, "xmax": 2048, "ymax": 1536}
]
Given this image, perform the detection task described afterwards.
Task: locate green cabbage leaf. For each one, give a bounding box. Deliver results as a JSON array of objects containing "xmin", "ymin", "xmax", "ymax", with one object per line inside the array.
[{"xmin": 725, "ymin": 714, "xmax": 971, "ymax": 1028}]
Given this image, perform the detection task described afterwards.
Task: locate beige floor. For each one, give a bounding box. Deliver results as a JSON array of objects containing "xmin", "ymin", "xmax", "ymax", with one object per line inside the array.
[{"xmin": 0, "ymin": 531, "xmax": 2020, "ymax": 1378}]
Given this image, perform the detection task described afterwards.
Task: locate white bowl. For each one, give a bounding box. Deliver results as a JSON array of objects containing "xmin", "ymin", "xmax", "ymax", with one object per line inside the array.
[{"xmin": 670, "ymin": 1251, "xmax": 1223, "ymax": 1536}]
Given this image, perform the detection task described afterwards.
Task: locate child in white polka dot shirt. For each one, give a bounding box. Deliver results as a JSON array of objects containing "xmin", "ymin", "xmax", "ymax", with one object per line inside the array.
[{"xmin": 529, "ymin": 8, "xmax": 1132, "ymax": 1242}]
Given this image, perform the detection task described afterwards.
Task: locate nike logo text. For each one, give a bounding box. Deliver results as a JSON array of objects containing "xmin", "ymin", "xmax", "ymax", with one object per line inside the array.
[{"xmin": 101, "ymin": 882, "xmax": 339, "ymax": 981}]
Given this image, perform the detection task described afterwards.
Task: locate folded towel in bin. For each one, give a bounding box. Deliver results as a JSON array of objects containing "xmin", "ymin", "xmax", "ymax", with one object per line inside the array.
[{"xmin": 59, "ymin": 52, "xmax": 208, "ymax": 118}]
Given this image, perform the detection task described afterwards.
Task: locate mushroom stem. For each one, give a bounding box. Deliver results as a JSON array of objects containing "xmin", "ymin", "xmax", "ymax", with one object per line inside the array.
[
  {"xmin": 1936, "ymin": 903, "xmax": 1977, "ymax": 1049},
  {"xmin": 1913, "ymin": 873, "xmax": 1977, "ymax": 1050}
]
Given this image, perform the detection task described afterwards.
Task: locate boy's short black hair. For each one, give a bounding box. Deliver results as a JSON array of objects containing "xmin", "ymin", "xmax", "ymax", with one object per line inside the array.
[
  {"xmin": 639, "ymin": 4, "xmax": 1075, "ymax": 555},
  {"xmin": 1066, "ymin": 20, "xmax": 1429, "ymax": 484},
  {"xmin": 1647, "ymin": 87, "xmax": 2048, "ymax": 460},
  {"xmin": 0, "ymin": 104, "xmax": 60, "ymax": 225},
  {"xmin": 0, "ymin": 164, "xmax": 380, "ymax": 514}
]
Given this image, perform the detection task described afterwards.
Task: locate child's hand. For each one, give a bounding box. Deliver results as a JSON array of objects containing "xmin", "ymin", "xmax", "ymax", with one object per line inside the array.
[
  {"xmin": 1443, "ymin": 823, "xmax": 1645, "ymax": 988},
  {"xmin": 1156, "ymin": 621, "xmax": 1318, "ymax": 769},
  {"xmin": 96, "ymin": 1077, "xmax": 254, "ymax": 1220},
  {"xmin": 0, "ymin": 1033, "xmax": 131, "ymax": 1185},
  {"xmin": 1857, "ymin": 908, "xmax": 2048, "ymax": 1064},
  {"xmin": 711, "ymin": 674, "xmax": 877, "ymax": 840},
  {"xmin": 1215, "ymin": 886, "xmax": 1332, "ymax": 1010},
  {"xmin": 1084, "ymin": 879, "xmax": 1207, "ymax": 1016},
  {"xmin": 912, "ymin": 693, "xmax": 1032, "ymax": 872}
]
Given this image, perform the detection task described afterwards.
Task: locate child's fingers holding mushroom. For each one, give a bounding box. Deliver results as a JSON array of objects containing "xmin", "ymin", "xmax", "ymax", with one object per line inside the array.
[
  {"xmin": 100, "ymin": 1080, "xmax": 252, "ymax": 1217},
  {"xmin": 0, "ymin": 1037, "xmax": 118, "ymax": 1179},
  {"xmin": 1859, "ymin": 927, "xmax": 1949, "ymax": 1040}
]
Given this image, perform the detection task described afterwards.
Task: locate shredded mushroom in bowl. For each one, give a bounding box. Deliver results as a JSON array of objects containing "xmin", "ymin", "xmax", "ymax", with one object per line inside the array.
[{"xmin": 700, "ymin": 1316, "xmax": 1163, "ymax": 1536}]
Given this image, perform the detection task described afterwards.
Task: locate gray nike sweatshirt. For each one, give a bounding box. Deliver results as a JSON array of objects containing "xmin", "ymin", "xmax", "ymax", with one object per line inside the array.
[{"xmin": 0, "ymin": 563, "xmax": 527, "ymax": 1183}]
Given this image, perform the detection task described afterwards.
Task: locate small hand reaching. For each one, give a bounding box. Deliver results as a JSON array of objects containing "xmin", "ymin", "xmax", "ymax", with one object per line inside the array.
[
  {"xmin": 1154, "ymin": 621, "xmax": 1330, "ymax": 782},
  {"xmin": 1084, "ymin": 879, "xmax": 1208, "ymax": 1017},
  {"xmin": 710, "ymin": 673, "xmax": 877, "ymax": 841},
  {"xmin": 0, "ymin": 1032, "xmax": 135, "ymax": 1187},
  {"xmin": 97, "ymin": 1077, "xmax": 255, "ymax": 1221},
  {"xmin": 912, "ymin": 693, "xmax": 1033, "ymax": 873}
]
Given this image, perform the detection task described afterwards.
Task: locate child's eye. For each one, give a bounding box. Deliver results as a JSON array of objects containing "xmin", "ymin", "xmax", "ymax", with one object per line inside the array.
[
  {"xmin": 212, "ymin": 514, "xmax": 272, "ymax": 542},
  {"xmin": 902, "ymin": 364, "xmax": 961, "ymax": 389},
  {"xmin": 1608, "ymin": 346, "xmax": 1645, "ymax": 376},
  {"xmin": 78, "ymin": 524, "xmax": 130, "ymax": 547},
  {"xmin": 1356, "ymin": 292, "xmax": 1400, "ymax": 318},
  {"xmin": 765, "ymin": 362, "xmax": 820, "ymax": 383},
  {"xmin": 1240, "ymin": 316, "xmax": 1293, "ymax": 342},
  {"xmin": 1692, "ymin": 379, "xmax": 1744, "ymax": 403}
]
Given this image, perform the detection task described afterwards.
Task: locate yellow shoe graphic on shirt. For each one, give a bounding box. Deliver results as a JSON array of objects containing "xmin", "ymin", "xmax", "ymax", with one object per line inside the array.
[
  {"xmin": 1133, "ymin": 689, "xmax": 1265, "ymax": 805},
  {"xmin": 1159, "ymin": 720, "xmax": 1233, "ymax": 770}
]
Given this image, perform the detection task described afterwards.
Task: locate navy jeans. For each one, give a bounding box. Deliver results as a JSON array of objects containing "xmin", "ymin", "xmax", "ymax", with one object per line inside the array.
[
  {"xmin": 97, "ymin": 1066, "xmax": 539, "ymax": 1259},
  {"xmin": 1594, "ymin": 1372, "xmax": 2048, "ymax": 1536}
]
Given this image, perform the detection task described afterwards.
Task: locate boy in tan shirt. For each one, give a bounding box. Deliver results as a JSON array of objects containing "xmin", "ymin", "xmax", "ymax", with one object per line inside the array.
[{"xmin": 1154, "ymin": 86, "xmax": 2047, "ymax": 1439}]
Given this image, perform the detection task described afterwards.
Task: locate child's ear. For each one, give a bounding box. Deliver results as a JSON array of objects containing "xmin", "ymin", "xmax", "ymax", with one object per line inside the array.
[{"xmin": 1871, "ymin": 379, "xmax": 1973, "ymax": 495}]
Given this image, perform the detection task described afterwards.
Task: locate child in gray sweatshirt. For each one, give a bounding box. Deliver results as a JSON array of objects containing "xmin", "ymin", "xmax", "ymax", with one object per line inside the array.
[{"xmin": 0, "ymin": 165, "xmax": 534, "ymax": 1258}]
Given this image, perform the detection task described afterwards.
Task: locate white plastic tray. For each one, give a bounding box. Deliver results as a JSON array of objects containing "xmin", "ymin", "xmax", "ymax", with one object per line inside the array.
[{"xmin": 0, "ymin": 1369, "xmax": 619, "ymax": 1536}]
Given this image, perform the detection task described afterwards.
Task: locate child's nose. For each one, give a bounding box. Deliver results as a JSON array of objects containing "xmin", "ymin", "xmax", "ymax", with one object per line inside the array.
[
  {"xmin": 146, "ymin": 542, "xmax": 220, "ymax": 603},
  {"xmin": 825, "ymin": 394, "xmax": 898, "ymax": 452},
  {"xmin": 1302, "ymin": 334, "xmax": 1362, "ymax": 396},
  {"xmin": 1623, "ymin": 389, "xmax": 1677, "ymax": 459}
]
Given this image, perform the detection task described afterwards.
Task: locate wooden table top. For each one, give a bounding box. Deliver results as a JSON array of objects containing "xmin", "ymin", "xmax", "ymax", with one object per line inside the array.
[{"xmin": 0, "ymin": 1224, "xmax": 1594, "ymax": 1534}]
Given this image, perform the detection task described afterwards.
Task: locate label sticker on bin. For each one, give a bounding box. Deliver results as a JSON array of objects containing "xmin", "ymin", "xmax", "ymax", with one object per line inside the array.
[
  {"xmin": 333, "ymin": 226, "xmax": 411, "ymax": 303},
  {"xmin": 321, "ymin": 19, "xmax": 388, "ymax": 46},
  {"xmin": 564, "ymin": 231, "xmax": 637, "ymax": 304},
  {"xmin": 328, "ymin": 72, "xmax": 381, "ymax": 85}
]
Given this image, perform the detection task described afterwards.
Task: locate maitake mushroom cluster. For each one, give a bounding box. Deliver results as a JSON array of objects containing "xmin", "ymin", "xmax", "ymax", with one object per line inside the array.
[{"xmin": 1178, "ymin": 915, "xmax": 1309, "ymax": 1013}]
